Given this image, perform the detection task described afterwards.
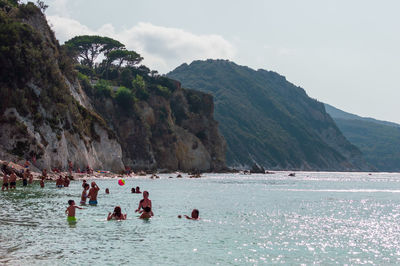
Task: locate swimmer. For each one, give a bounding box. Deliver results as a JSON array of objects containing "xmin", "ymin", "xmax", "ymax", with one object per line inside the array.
[
  {"xmin": 131, "ymin": 187, "xmax": 135, "ymax": 193},
  {"xmin": 40, "ymin": 176, "xmax": 45, "ymax": 188},
  {"xmin": 135, "ymin": 191, "xmax": 153, "ymax": 216},
  {"xmin": 105, "ymin": 188, "xmax": 110, "ymax": 194},
  {"xmin": 139, "ymin": 207, "xmax": 152, "ymax": 219},
  {"xmin": 80, "ymin": 183, "xmax": 89, "ymax": 205},
  {"xmin": 2, "ymin": 173, "xmax": 9, "ymax": 191},
  {"xmin": 107, "ymin": 206, "xmax": 127, "ymax": 220},
  {"xmin": 65, "ymin": 200, "xmax": 83, "ymax": 223},
  {"xmin": 9, "ymin": 172, "xmax": 17, "ymax": 189},
  {"xmin": 181, "ymin": 209, "xmax": 200, "ymax": 220},
  {"xmin": 88, "ymin": 182, "xmax": 100, "ymax": 205},
  {"xmin": 56, "ymin": 175, "xmax": 64, "ymax": 188},
  {"xmin": 135, "ymin": 186, "xmax": 141, "ymax": 194}
]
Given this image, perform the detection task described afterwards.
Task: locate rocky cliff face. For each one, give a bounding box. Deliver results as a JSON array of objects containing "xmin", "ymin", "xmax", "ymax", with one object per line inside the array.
[
  {"xmin": 0, "ymin": 2, "xmax": 124, "ymax": 172},
  {"xmin": 88, "ymin": 83, "xmax": 226, "ymax": 172},
  {"xmin": 0, "ymin": 2, "xmax": 226, "ymax": 172}
]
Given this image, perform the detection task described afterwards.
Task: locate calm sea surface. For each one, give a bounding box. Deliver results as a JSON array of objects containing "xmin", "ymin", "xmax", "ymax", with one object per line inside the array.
[{"xmin": 1, "ymin": 172, "xmax": 400, "ymax": 265}]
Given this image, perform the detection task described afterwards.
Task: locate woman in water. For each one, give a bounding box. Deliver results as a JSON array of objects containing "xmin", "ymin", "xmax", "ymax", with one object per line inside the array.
[
  {"xmin": 80, "ymin": 183, "xmax": 89, "ymax": 205},
  {"xmin": 107, "ymin": 206, "xmax": 127, "ymax": 220},
  {"xmin": 135, "ymin": 191, "xmax": 153, "ymax": 216},
  {"xmin": 140, "ymin": 207, "xmax": 152, "ymax": 219}
]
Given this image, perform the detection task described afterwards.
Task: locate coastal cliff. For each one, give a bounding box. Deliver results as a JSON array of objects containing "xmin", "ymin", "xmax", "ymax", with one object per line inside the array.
[
  {"xmin": 0, "ymin": 1, "xmax": 226, "ymax": 172},
  {"xmin": 168, "ymin": 60, "xmax": 370, "ymax": 171}
]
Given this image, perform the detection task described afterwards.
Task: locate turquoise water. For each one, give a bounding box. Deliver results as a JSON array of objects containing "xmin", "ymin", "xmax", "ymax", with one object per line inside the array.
[{"xmin": 1, "ymin": 172, "xmax": 400, "ymax": 265}]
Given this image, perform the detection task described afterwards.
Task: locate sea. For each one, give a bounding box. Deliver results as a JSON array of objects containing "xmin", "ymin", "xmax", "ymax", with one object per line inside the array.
[{"xmin": 1, "ymin": 171, "xmax": 400, "ymax": 265}]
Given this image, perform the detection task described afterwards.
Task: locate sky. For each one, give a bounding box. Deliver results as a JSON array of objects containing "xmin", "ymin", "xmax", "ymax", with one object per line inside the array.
[{"xmin": 40, "ymin": 0, "xmax": 400, "ymax": 123}]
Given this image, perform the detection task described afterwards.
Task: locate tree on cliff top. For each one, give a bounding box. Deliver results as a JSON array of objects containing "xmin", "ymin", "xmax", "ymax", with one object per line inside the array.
[{"xmin": 65, "ymin": 35, "xmax": 124, "ymax": 68}]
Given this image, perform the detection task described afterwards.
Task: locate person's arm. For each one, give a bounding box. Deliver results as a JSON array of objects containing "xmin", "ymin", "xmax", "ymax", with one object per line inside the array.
[
  {"xmin": 107, "ymin": 212, "xmax": 112, "ymax": 221},
  {"xmin": 135, "ymin": 201, "xmax": 142, "ymax": 212},
  {"xmin": 75, "ymin": 206, "xmax": 84, "ymax": 210},
  {"xmin": 123, "ymin": 214, "xmax": 127, "ymax": 220},
  {"xmin": 65, "ymin": 208, "xmax": 68, "ymax": 214},
  {"xmin": 184, "ymin": 215, "xmax": 193, "ymax": 220}
]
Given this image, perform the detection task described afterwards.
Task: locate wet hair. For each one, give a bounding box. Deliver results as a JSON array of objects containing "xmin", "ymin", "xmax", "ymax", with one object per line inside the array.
[
  {"xmin": 136, "ymin": 186, "xmax": 140, "ymax": 190},
  {"xmin": 84, "ymin": 183, "xmax": 90, "ymax": 189},
  {"xmin": 143, "ymin": 207, "xmax": 151, "ymax": 213},
  {"xmin": 143, "ymin": 191, "xmax": 149, "ymax": 197},
  {"xmin": 114, "ymin": 206, "xmax": 122, "ymax": 217},
  {"xmin": 192, "ymin": 209, "xmax": 199, "ymax": 218},
  {"xmin": 68, "ymin": 200, "xmax": 74, "ymax": 205},
  {"xmin": 131, "ymin": 188, "xmax": 135, "ymax": 193}
]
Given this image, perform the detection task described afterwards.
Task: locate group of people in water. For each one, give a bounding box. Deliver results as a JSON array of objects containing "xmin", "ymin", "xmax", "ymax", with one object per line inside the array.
[{"xmin": 65, "ymin": 179, "xmax": 199, "ymax": 222}]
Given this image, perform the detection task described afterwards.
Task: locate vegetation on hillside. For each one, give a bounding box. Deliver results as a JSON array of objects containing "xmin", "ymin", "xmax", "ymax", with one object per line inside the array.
[
  {"xmin": 168, "ymin": 60, "xmax": 366, "ymax": 170},
  {"xmin": 325, "ymin": 105, "xmax": 400, "ymax": 172}
]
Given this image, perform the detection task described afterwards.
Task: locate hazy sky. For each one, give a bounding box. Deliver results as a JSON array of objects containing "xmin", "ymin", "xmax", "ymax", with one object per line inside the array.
[{"xmin": 42, "ymin": 0, "xmax": 400, "ymax": 123}]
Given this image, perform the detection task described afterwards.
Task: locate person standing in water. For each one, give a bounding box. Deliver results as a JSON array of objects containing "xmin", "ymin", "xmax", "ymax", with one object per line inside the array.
[
  {"xmin": 135, "ymin": 191, "xmax": 153, "ymax": 216},
  {"xmin": 9, "ymin": 172, "xmax": 17, "ymax": 189},
  {"xmin": 88, "ymin": 181, "xmax": 100, "ymax": 205},
  {"xmin": 2, "ymin": 173, "xmax": 9, "ymax": 191},
  {"xmin": 66, "ymin": 200, "xmax": 83, "ymax": 223},
  {"xmin": 40, "ymin": 177, "xmax": 45, "ymax": 188},
  {"xmin": 56, "ymin": 175, "xmax": 64, "ymax": 188},
  {"xmin": 80, "ymin": 183, "xmax": 89, "ymax": 205},
  {"xmin": 22, "ymin": 169, "xmax": 29, "ymax": 187}
]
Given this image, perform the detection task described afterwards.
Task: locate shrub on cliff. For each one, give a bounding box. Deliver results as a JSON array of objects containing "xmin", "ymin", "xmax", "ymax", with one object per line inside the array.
[
  {"xmin": 94, "ymin": 79, "xmax": 112, "ymax": 98},
  {"xmin": 115, "ymin": 86, "xmax": 136, "ymax": 111}
]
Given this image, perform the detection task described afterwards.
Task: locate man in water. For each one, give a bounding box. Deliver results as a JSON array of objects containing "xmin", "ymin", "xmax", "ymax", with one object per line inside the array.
[
  {"xmin": 88, "ymin": 181, "xmax": 100, "ymax": 205},
  {"xmin": 56, "ymin": 175, "xmax": 64, "ymax": 188},
  {"xmin": 2, "ymin": 173, "xmax": 9, "ymax": 191},
  {"xmin": 22, "ymin": 169, "xmax": 29, "ymax": 186}
]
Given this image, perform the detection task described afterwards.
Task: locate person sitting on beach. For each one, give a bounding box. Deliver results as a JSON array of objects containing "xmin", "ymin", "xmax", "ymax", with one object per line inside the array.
[
  {"xmin": 2, "ymin": 173, "xmax": 9, "ymax": 191},
  {"xmin": 135, "ymin": 191, "xmax": 153, "ymax": 216},
  {"xmin": 80, "ymin": 183, "xmax": 89, "ymax": 205},
  {"xmin": 107, "ymin": 206, "xmax": 127, "ymax": 220},
  {"xmin": 105, "ymin": 188, "xmax": 110, "ymax": 194},
  {"xmin": 9, "ymin": 172, "xmax": 17, "ymax": 189},
  {"xmin": 65, "ymin": 200, "xmax": 83, "ymax": 223},
  {"xmin": 139, "ymin": 207, "xmax": 152, "ymax": 219},
  {"xmin": 178, "ymin": 209, "xmax": 200, "ymax": 220},
  {"xmin": 22, "ymin": 169, "xmax": 29, "ymax": 187},
  {"xmin": 64, "ymin": 176, "xmax": 70, "ymax": 187},
  {"xmin": 40, "ymin": 176, "xmax": 45, "ymax": 188},
  {"xmin": 135, "ymin": 186, "xmax": 141, "ymax": 193},
  {"xmin": 88, "ymin": 182, "xmax": 100, "ymax": 205},
  {"xmin": 56, "ymin": 175, "xmax": 64, "ymax": 188}
]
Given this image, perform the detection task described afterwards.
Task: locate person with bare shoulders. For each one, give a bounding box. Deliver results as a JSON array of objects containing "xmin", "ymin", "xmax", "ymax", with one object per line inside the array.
[
  {"xmin": 40, "ymin": 177, "xmax": 45, "ymax": 188},
  {"xmin": 178, "ymin": 209, "xmax": 200, "ymax": 220},
  {"xmin": 135, "ymin": 191, "xmax": 153, "ymax": 216},
  {"xmin": 135, "ymin": 186, "xmax": 141, "ymax": 193},
  {"xmin": 80, "ymin": 183, "xmax": 89, "ymax": 205},
  {"xmin": 65, "ymin": 200, "xmax": 83, "ymax": 223},
  {"xmin": 22, "ymin": 169, "xmax": 29, "ymax": 187},
  {"xmin": 9, "ymin": 172, "xmax": 17, "ymax": 189},
  {"xmin": 82, "ymin": 180, "xmax": 87, "ymax": 188},
  {"xmin": 28, "ymin": 172, "xmax": 33, "ymax": 184},
  {"xmin": 64, "ymin": 176, "xmax": 70, "ymax": 187},
  {"xmin": 42, "ymin": 169, "xmax": 48, "ymax": 179},
  {"xmin": 2, "ymin": 173, "xmax": 9, "ymax": 191},
  {"xmin": 56, "ymin": 175, "xmax": 64, "ymax": 188},
  {"xmin": 107, "ymin": 206, "xmax": 127, "ymax": 220},
  {"xmin": 88, "ymin": 181, "xmax": 100, "ymax": 205}
]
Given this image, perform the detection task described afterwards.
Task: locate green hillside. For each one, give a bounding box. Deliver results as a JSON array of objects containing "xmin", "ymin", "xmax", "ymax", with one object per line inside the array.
[
  {"xmin": 325, "ymin": 104, "xmax": 400, "ymax": 172},
  {"xmin": 168, "ymin": 59, "xmax": 369, "ymax": 171}
]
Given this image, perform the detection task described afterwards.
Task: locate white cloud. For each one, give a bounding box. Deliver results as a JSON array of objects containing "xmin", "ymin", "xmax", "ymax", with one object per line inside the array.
[{"xmin": 47, "ymin": 16, "xmax": 236, "ymax": 73}]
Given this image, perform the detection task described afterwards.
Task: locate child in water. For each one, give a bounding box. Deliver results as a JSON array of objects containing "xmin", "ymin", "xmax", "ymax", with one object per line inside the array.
[
  {"xmin": 178, "ymin": 209, "xmax": 200, "ymax": 220},
  {"xmin": 80, "ymin": 183, "xmax": 89, "ymax": 205},
  {"xmin": 2, "ymin": 173, "xmax": 9, "ymax": 191},
  {"xmin": 107, "ymin": 206, "xmax": 127, "ymax": 220},
  {"xmin": 65, "ymin": 200, "xmax": 83, "ymax": 223}
]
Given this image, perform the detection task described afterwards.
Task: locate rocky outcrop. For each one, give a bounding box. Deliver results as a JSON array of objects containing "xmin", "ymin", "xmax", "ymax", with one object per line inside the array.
[{"xmin": 0, "ymin": 2, "xmax": 226, "ymax": 172}]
